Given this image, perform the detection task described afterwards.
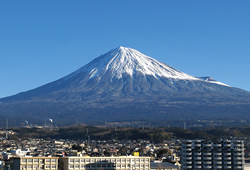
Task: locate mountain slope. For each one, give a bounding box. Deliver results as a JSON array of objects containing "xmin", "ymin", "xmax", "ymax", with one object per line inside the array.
[{"xmin": 0, "ymin": 46, "xmax": 250, "ymax": 125}]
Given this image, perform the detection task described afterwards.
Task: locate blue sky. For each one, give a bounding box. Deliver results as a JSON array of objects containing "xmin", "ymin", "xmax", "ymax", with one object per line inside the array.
[{"xmin": 1, "ymin": 0, "xmax": 250, "ymax": 98}]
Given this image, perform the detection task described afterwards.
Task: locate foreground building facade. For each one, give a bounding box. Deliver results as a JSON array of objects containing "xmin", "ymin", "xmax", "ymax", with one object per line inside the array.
[
  {"xmin": 12, "ymin": 157, "xmax": 59, "ymax": 170},
  {"xmin": 181, "ymin": 140, "xmax": 244, "ymax": 170},
  {"xmin": 10, "ymin": 156, "xmax": 150, "ymax": 170},
  {"xmin": 59, "ymin": 156, "xmax": 150, "ymax": 170}
]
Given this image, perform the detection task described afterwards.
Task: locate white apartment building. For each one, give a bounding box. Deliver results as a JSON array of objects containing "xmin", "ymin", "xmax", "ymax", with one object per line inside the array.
[
  {"xmin": 59, "ymin": 156, "xmax": 151, "ymax": 170},
  {"xmin": 181, "ymin": 140, "xmax": 244, "ymax": 170}
]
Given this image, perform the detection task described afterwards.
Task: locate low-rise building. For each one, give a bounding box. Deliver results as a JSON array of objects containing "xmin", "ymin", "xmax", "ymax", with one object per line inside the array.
[
  {"xmin": 59, "ymin": 156, "xmax": 150, "ymax": 170},
  {"xmin": 11, "ymin": 157, "xmax": 59, "ymax": 170}
]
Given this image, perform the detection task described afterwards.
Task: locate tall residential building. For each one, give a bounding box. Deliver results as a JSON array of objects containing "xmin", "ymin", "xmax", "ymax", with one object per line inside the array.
[{"xmin": 181, "ymin": 140, "xmax": 244, "ymax": 170}]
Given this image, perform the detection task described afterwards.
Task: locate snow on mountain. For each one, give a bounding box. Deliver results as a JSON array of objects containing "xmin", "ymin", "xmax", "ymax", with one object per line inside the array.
[
  {"xmin": 62, "ymin": 46, "xmax": 228, "ymax": 87},
  {"xmin": 197, "ymin": 77, "xmax": 230, "ymax": 87}
]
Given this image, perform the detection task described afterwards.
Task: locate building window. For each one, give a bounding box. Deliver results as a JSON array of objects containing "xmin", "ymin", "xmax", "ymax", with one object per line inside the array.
[
  {"xmin": 27, "ymin": 159, "xmax": 33, "ymax": 163},
  {"xmin": 45, "ymin": 159, "xmax": 51, "ymax": 163},
  {"xmin": 22, "ymin": 159, "xmax": 27, "ymax": 163},
  {"xmin": 135, "ymin": 159, "xmax": 139, "ymax": 163},
  {"xmin": 69, "ymin": 165, "xmax": 74, "ymax": 169},
  {"xmin": 69, "ymin": 159, "xmax": 74, "ymax": 163},
  {"xmin": 45, "ymin": 165, "xmax": 50, "ymax": 169},
  {"xmin": 33, "ymin": 165, "xmax": 39, "ymax": 169},
  {"xmin": 27, "ymin": 165, "xmax": 32, "ymax": 169},
  {"xmin": 121, "ymin": 159, "xmax": 125, "ymax": 163},
  {"xmin": 75, "ymin": 159, "xmax": 80, "ymax": 163},
  {"xmin": 34, "ymin": 159, "xmax": 38, "ymax": 163},
  {"xmin": 51, "ymin": 165, "xmax": 56, "ymax": 169},
  {"xmin": 80, "ymin": 159, "xmax": 85, "ymax": 163},
  {"xmin": 85, "ymin": 159, "xmax": 90, "ymax": 163},
  {"xmin": 90, "ymin": 159, "xmax": 95, "ymax": 163},
  {"xmin": 75, "ymin": 165, "xmax": 80, "ymax": 169},
  {"xmin": 80, "ymin": 164, "xmax": 85, "ymax": 169},
  {"xmin": 116, "ymin": 159, "xmax": 121, "ymax": 163},
  {"xmin": 51, "ymin": 159, "xmax": 56, "ymax": 163},
  {"xmin": 22, "ymin": 165, "xmax": 27, "ymax": 169}
]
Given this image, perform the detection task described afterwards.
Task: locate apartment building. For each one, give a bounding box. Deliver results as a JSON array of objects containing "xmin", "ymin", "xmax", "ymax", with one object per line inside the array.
[
  {"xmin": 59, "ymin": 156, "xmax": 151, "ymax": 170},
  {"xmin": 11, "ymin": 157, "xmax": 59, "ymax": 170},
  {"xmin": 181, "ymin": 140, "xmax": 244, "ymax": 170}
]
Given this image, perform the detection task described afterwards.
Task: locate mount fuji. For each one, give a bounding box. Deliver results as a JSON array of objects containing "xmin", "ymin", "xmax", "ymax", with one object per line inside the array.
[{"xmin": 1, "ymin": 46, "xmax": 250, "ymax": 125}]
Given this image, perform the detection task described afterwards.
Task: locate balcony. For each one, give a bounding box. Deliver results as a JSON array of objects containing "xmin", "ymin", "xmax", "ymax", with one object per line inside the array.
[
  {"xmin": 223, "ymin": 165, "xmax": 231, "ymax": 169},
  {"xmin": 203, "ymin": 152, "xmax": 211, "ymax": 156},
  {"xmin": 194, "ymin": 157, "xmax": 201, "ymax": 160},
  {"xmin": 203, "ymin": 165, "xmax": 212, "ymax": 169},
  {"xmin": 203, "ymin": 157, "xmax": 212, "ymax": 160},
  {"xmin": 233, "ymin": 143, "xmax": 242, "ymax": 147},
  {"xmin": 182, "ymin": 152, "xmax": 192, "ymax": 155},
  {"xmin": 202, "ymin": 143, "xmax": 211, "ymax": 147},
  {"xmin": 223, "ymin": 153, "xmax": 231, "ymax": 156},
  {"xmin": 213, "ymin": 144, "xmax": 222, "ymax": 147},
  {"xmin": 234, "ymin": 161, "xmax": 243, "ymax": 165},
  {"xmin": 223, "ymin": 157, "xmax": 231, "ymax": 160},
  {"xmin": 213, "ymin": 152, "xmax": 222, "ymax": 156},
  {"xmin": 182, "ymin": 148, "xmax": 192, "ymax": 151},
  {"xmin": 213, "ymin": 165, "xmax": 222, "ymax": 169},
  {"xmin": 213, "ymin": 161, "xmax": 222, "ymax": 164},
  {"xmin": 194, "ymin": 165, "xmax": 202, "ymax": 168},
  {"xmin": 233, "ymin": 148, "xmax": 243, "ymax": 152},
  {"xmin": 182, "ymin": 161, "xmax": 192, "ymax": 164},
  {"xmin": 233, "ymin": 152, "xmax": 242, "ymax": 156},
  {"xmin": 234, "ymin": 157, "xmax": 242, "ymax": 160},
  {"xmin": 223, "ymin": 144, "xmax": 231, "ymax": 147},
  {"xmin": 194, "ymin": 152, "xmax": 201, "ymax": 156},
  {"xmin": 213, "ymin": 157, "xmax": 222, "ymax": 160},
  {"xmin": 194, "ymin": 143, "xmax": 201, "ymax": 147},
  {"xmin": 182, "ymin": 165, "xmax": 192, "ymax": 169},
  {"xmin": 194, "ymin": 161, "xmax": 201, "ymax": 164},
  {"xmin": 234, "ymin": 165, "xmax": 242, "ymax": 169},
  {"xmin": 203, "ymin": 161, "xmax": 211, "ymax": 165}
]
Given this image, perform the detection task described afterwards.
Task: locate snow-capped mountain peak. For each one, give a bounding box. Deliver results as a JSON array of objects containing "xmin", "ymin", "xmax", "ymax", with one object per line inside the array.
[{"xmin": 67, "ymin": 46, "xmax": 198, "ymax": 81}]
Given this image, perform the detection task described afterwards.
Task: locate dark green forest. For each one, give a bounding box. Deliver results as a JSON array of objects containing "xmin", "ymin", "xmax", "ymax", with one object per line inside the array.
[{"xmin": 3, "ymin": 125, "xmax": 248, "ymax": 143}]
